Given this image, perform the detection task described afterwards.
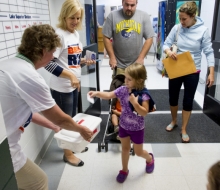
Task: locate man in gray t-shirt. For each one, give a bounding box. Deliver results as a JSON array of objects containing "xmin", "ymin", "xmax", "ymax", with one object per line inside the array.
[{"xmin": 102, "ymin": 0, "xmax": 155, "ymax": 75}]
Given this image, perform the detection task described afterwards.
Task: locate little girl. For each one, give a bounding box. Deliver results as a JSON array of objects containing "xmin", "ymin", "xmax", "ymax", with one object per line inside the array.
[{"xmin": 89, "ymin": 63, "xmax": 154, "ymax": 183}]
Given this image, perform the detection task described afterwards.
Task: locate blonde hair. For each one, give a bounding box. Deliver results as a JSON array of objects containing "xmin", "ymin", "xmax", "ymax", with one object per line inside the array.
[
  {"xmin": 18, "ymin": 24, "xmax": 61, "ymax": 63},
  {"xmin": 207, "ymin": 161, "xmax": 220, "ymax": 190},
  {"xmin": 57, "ymin": 0, "xmax": 84, "ymax": 30},
  {"xmin": 125, "ymin": 63, "xmax": 147, "ymax": 90},
  {"xmin": 179, "ymin": 1, "xmax": 197, "ymax": 17}
]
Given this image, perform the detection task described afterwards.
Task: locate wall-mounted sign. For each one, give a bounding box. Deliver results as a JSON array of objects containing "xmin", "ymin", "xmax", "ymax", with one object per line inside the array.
[{"xmin": 0, "ymin": 12, "xmax": 49, "ymax": 21}]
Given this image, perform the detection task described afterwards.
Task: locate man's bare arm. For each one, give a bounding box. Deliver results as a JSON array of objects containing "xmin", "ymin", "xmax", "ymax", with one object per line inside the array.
[{"xmin": 135, "ymin": 37, "xmax": 153, "ymax": 64}]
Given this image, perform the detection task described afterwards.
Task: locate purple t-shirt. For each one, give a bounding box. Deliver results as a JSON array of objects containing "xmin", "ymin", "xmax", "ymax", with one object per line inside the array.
[{"xmin": 114, "ymin": 86, "xmax": 150, "ymax": 131}]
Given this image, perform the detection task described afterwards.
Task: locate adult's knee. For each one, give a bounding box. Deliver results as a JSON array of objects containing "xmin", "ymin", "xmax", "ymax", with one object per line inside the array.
[
  {"xmin": 183, "ymin": 98, "xmax": 193, "ymax": 111},
  {"xmin": 33, "ymin": 162, "xmax": 48, "ymax": 190},
  {"xmin": 169, "ymin": 98, "xmax": 178, "ymax": 106},
  {"xmin": 183, "ymin": 104, "xmax": 193, "ymax": 111},
  {"xmin": 38, "ymin": 171, "xmax": 48, "ymax": 190}
]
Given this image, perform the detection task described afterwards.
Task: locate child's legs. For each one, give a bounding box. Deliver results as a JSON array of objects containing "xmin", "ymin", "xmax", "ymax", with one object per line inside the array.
[
  {"xmin": 130, "ymin": 129, "xmax": 152, "ymax": 163},
  {"xmin": 120, "ymin": 136, "xmax": 131, "ymax": 172},
  {"xmin": 133, "ymin": 144, "xmax": 152, "ymax": 162},
  {"xmin": 119, "ymin": 127, "xmax": 132, "ymax": 172},
  {"xmin": 111, "ymin": 114, "xmax": 118, "ymax": 126}
]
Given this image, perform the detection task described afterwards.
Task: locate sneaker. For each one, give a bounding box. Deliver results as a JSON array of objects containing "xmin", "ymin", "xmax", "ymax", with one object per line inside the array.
[
  {"xmin": 146, "ymin": 153, "xmax": 154, "ymax": 173},
  {"xmin": 116, "ymin": 170, "xmax": 129, "ymax": 183}
]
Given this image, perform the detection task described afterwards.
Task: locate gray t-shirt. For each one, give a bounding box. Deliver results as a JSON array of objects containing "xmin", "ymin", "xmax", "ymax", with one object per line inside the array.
[{"xmin": 103, "ymin": 9, "xmax": 154, "ymax": 69}]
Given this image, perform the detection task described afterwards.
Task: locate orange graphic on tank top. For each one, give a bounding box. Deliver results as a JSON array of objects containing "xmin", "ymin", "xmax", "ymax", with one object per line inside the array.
[{"xmin": 68, "ymin": 46, "xmax": 82, "ymax": 54}]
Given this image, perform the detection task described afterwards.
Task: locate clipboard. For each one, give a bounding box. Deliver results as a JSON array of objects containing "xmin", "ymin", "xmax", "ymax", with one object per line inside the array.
[{"xmin": 162, "ymin": 51, "xmax": 197, "ymax": 79}]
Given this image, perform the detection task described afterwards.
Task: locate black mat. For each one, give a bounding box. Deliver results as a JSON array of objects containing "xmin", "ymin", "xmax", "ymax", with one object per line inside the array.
[
  {"xmin": 92, "ymin": 114, "xmax": 220, "ymax": 143},
  {"xmin": 101, "ymin": 89, "xmax": 201, "ymax": 111}
]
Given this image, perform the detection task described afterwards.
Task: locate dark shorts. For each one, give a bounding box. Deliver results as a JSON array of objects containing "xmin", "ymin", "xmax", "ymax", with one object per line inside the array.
[{"xmin": 119, "ymin": 127, "xmax": 144, "ymax": 144}]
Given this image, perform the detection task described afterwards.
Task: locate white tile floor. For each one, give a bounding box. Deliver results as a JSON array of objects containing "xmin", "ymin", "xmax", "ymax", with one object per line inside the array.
[
  {"xmin": 42, "ymin": 55, "xmax": 220, "ymax": 190},
  {"xmin": 56, "ymin": 143, "xmax": 220, "ymax": 190}
]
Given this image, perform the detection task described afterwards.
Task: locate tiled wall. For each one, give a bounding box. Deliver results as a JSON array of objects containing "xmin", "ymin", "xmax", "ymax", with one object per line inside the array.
[{"xmin": 0, "ymin": 0, "xmax": 50, "ymax": 62}]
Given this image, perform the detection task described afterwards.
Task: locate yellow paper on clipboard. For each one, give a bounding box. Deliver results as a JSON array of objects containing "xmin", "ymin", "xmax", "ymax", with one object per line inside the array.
[{"xmin": 162, "ymin": 51, "xmax": 197, "ymax": 79}]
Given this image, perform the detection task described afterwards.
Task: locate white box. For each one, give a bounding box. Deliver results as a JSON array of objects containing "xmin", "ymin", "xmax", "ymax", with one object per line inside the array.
[{"xmin": 54, "ymin": 113, "xmax": 102, "ymax": 153}]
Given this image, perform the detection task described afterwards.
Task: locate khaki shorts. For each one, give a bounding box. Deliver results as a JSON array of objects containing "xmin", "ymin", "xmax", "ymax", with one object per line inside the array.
[
  {"xmin": 15, "ymin": 158, "xmax": 48, "ymax": 190},
  {"xmin": 112, "ymin": 67, "xmax": 125, "ymax": 79}
]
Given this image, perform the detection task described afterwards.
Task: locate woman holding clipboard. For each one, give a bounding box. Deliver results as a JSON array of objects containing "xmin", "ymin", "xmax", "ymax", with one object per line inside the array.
[{"xmin": 163, "ymin": 1, "xmax": 215, "ymax": 143}]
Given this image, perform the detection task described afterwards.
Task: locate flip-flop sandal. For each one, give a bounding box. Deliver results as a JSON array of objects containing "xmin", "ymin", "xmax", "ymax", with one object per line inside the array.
[
  {"xmin": 180, "ymin": 133, "xmax": 190, "ymax": 143},
  {"xmin": 166, "ymin": 124, "xmax": 178, "ymax": 132}
]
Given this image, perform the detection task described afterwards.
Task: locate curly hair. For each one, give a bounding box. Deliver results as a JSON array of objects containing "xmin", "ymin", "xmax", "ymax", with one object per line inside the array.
[
  {"xmin": 179, "ymin": 1, "xmax": 197, "ymax": 17},
  {"xmin": 125, "ymin": 62, "xmax": 147, "ymax": 90},
  {"xmin": 57, "ymin": 0, "xmax": 84, "ymax": 31},
  {"xmin": 18, "ymin": 24, "xmax": 61, "ymax": 63}
]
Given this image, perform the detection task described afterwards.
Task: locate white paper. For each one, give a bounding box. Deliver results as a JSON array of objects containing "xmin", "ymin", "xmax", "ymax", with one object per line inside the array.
[
  {"xmin": 86, "ymin": 50, "xmax": 96, "ymax": 60},
  {"xmin": 87, "ymin": 93, "xmax": 94, "ymax": 104}
]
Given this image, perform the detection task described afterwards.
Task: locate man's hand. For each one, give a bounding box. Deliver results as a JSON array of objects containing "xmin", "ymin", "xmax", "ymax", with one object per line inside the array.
[
  {"xmin": 109, "ymin": 58, "xmax": 117, "ymax": 69},
  {"xmin": 135, "ymin": 58, "xmax": 144, "ymax": 64}
]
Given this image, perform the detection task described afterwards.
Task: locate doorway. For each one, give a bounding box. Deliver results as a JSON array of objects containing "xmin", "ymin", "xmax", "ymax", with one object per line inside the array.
[{"xmin": 203, "ymin": 0, "xmax": 220, "ymax": 125}]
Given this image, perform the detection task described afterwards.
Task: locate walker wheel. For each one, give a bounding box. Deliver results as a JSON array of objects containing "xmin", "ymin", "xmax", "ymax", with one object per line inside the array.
[
  {"xmin": 98, "ymin": 142, "xmax": 101, "ymax": 152},
  {"xmin": 105, "ymin": 142, "xmax": 108, "ymax": 152},
  {"xmin": 130, "ymin": 148, "xmax": 135, "ymax": 156},
  {"xmin": 132, "ymin": 148, "xmax": 135, "ymax": 156}
]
